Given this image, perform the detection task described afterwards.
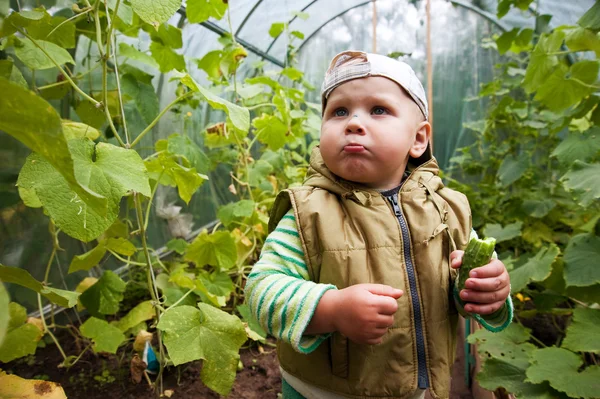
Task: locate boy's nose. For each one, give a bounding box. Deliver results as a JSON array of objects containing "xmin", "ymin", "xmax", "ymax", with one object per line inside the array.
[{"xmin": 345, "ymin": 115, "xmax": 365, "ymax": 134}]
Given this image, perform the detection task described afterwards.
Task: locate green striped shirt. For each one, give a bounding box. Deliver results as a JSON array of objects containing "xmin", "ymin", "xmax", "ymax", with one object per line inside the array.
[{"xmin": 244, "ymin": 210, "xmax": 512, "ymax": 353}]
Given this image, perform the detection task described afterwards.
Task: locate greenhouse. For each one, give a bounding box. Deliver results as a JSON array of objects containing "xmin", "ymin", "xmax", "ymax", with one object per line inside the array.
[{"xmin": 1, "ymin": 0, "xmax": 599, "ymax": 397}]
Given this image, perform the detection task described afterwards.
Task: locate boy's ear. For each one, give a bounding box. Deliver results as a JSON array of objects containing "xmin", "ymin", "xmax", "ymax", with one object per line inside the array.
[{"xmin": 409, "ymin": 120, "xmax": 432, "ymax": 158}]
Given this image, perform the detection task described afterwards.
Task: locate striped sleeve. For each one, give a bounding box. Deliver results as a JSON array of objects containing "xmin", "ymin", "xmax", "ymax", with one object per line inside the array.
[
  {"xmin": 453, "ymin": 229, "xmax": 513, "ymax": 332},
  {"xmin": 244, "ymin": 209, "xmax": 337, "ymax": 353}
]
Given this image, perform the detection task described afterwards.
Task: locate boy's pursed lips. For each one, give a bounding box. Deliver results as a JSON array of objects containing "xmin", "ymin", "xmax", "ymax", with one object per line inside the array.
[{"xmin": 343, "ymin": 142, "xmax": 366, "ymax": 153}]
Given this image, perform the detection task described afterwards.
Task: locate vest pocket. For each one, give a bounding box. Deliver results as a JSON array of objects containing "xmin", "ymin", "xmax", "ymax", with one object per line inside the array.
[{"xmin": 330, "ymin": 332, "xmax": 349, "ymax": 378}]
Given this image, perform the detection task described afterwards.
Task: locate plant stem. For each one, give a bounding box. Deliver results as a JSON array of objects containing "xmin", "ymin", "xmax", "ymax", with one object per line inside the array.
[
  {"xmin": 144, "ymin": 171, "xmax": 164, "ymax": 231},
  {"xmin": 18, "ymin": 29, "xmax": 99, "ymax": 106},
  {"xmin": 246, "ymin": 102, "xmax": 276, "ymax": 110},
  {"xmin": 134, "ymin": 193, "xmax": 165, "ymax": 392},
  {"xmin": 38, "ymin": 293, "xmax": 68, "ymax": 361},
  {"xmin": 130, "ymin": 92, "xmax": 194, "ymax": 148},
  {"xmin": 107, "ymin": 249, "xmax": 147, "ymax": 266},
  {"xmin": 165, "ymin": 288, "xmax": 195, "ymax": 311}
]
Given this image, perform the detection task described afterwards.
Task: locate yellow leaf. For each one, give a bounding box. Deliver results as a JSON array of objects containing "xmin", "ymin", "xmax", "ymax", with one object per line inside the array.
[
  {"xmin": 0, "ymin": 371, "xmax": 67, "ymax": 399},
  {"xmin": 26, "ymin": 317, "xmax": 44, "ymax": 332},
  {"xmin": 133, "ymin": 329, "xmax": 153, "ymax": 352}
]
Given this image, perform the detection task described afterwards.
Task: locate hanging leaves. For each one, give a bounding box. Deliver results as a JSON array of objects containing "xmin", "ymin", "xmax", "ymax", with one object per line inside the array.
[
  {"xmin": 79, "ymin": 270, "xmax": 126, "ymax": 317},
  {"xmin": 156, "ymin": 304, "xmax": 247, "ymax": 396},
  {"xmin": 80, "ymin": 317, "xmax": 126, "ymax": 354},
  {"xmin": 130, "ymin": 0, "xmax": 181, "ymax": 27},
  {"xmin": 184, "ymin": 230, "xmax": 237, "ymax": 270}
]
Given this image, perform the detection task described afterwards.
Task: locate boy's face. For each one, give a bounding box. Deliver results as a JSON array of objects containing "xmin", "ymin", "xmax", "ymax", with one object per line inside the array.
[{"xmin": 320, "ymin": 76, "xmax": 431, "ymax": 190}]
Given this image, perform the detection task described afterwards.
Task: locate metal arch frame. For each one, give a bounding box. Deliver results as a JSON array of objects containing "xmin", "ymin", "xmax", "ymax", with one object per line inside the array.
[
  {"xmin": 289, "ymin": 0, "xmax": 509, "ymax": 54},
  {"xmin": 236, "ymin": 0, "xmax": 265, "ymax": 36},
  {"xmin": 176, "ymin": 6, "xmax": 286, "ymax": 67}
]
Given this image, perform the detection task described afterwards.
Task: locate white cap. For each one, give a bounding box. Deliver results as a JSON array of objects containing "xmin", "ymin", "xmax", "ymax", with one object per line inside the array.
[{"xmin": 321, "ymin": 50, "xmax": 428, "ymax": 120}]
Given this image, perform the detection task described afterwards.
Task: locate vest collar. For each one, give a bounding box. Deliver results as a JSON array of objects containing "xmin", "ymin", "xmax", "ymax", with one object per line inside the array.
[{"xmin": 304, "ymin": 146, "xmax": 442, "ymax": 206}]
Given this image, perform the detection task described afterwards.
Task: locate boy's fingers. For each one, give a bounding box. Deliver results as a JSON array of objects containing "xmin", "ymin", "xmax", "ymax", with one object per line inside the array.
[
  {"xmin": 464, "ymin": 300, "xmax": 506, "ymax": 315},
  {"xmin": 450, "ymin": 250, "xmax": 464, "ymax": 269},
  {"xmin": 460, "ymin": 285, "xmax": 510, "ymax": 304},
  {"xmin": 374, "ymin": 296, "xmax": 399, "ymax": 315},
  {"xmin": 468, "ymin": 259, "xmax": 505, "ymax": 278},
  {"xmin": 464, "ymin": 275, "xmax": 509, "ymax": 292},
  {"xmin": 364, "ymin": 284, "xmax": 403, "ymax": 299}
]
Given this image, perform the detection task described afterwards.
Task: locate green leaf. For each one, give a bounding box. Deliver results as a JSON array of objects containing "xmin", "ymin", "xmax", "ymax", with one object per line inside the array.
[
  {"xmin": 0, "ymin": 10, "xmax": 45, "ymax": 38},
  {"xmin": 0, "ymin": 78, "xmax": 107, "ymax": 215},
  {"xmin": 521, "ymin": 199, "xmax": 555, "ymax": 218},
  {"xmin": 185, "ymin": 230, "xmax": 237, "ymax": 270},
  {"xmin": 130, "ymin": 0, "xmax": 181, "ymax": 27},
  {"xmin": 186, "ymin": 0, "xmax": 227, "ymax": 23},
  {"xmin": 566, "ymin": 26, "xmax": 600, "ymax": 57},
  {"xmin": 105, "ymin": 237, "xmax": 137, "ymax": 257},
  {"xmin": 523, "ymin": 31, "xmax": 565, "ymax": 93},
  {"xmin": 281, "ymin": 67, "xmax": 303, "ymax": 81},
  {"xmin": 17, "ymin": 153, "xmax": 116, "ymax": 242},
  {"xmin": 563, "ymin": 233, "xmax": 600, "ymax": 287},
  {"xmin": 112, "ymin": 301, "xmax": 155, "ymax": 332},
  {"xmin": 247, "ymin": 159, "xmax": 273, "ymax": 188},
  {"xmin": 198, "ymin": 270, "xmax": 234, "ymax": 297},
  {"xmin": 156, "ymin": 274, "xmax": 197, "ymax": 307},
  {"xmin": 467, "ymin": 324, "xmax": 552, "ymax": 398},
  {"xmin": 253, "ymin": 114, "xmax": 289, "ymax": 151},
  {"xmin": 0, "ymin": 323, "xmax": 43, "ymax": 363},
  {"xmin": 526, "ymin": 347, "xmax": 600, "ymax": 397},
  {"xmin": 7, "ymin": 302, "xmax": 26, "ymax": 333},
  {"xmin": 291, "ymin": 30, "xmax": 304, "ymax": 40},
  {"xmin": 0, "ymin": 264, "xmax": 80, "ymax": 308},
  {"xmin": 482, "ymin": 221, "xmax": 522, "ymax": 243},
  {"xmin": 178, "ymin": 73, "xmax": 249, "ymax": 132},
  {"xmin": 478, "ymin": 358, "xmax": 555, "ymax": 399},
  {"xmin": 217, "ymin": 200, "xmax": 255, "ymax": 226},
  {"xmin": 150, "ymin": 41, "xmax": 185, "ymax": 73},
  {"xmin": 578, "ymin": 0, "xmax": 600, "ymax": 31},
  {"xmin": 560, "ymin": 161, "xmax": 600, "ymax": 206},
  {"xmin": 535, "ymin": 61, "xmax": 600, "ymax": 111},
  {"xmin": 237, "ymin": 304, "xmax": 266, "ymax": 341},
  {"xmin": 167, "ymin": 134, "xmax": 211, "ymax": 174},
  {"xmin": 79, "ymin": 270, "xmax": 126, "ymax": 317},
  {"xmin": 75, "ymin": 100, "xmax": 106, "ymax": 129},
  {"xmin": 509, "ymin": 245, "xmax": 559, "ymax": 292},
  {"xmin": 150, "ymin": 23, "xmax": 183, "ymax": 48},
  {"xmin": 18, "ymin": 139, "xmax": 149, "ymax": 242},
  {"xmin": 68, "ymin": 244, "xmax": 107, "ymax": 273},
  {"xmin": 167, "ymin": 238, "xmax": 188, "ymax": 255},
  {"xmin": 497, "ymin": 155, "xmax": 528, "ymax": 186},
  {"xmin": 0, "ymin": 283, "xmax": 8, "ymax": 346},
  {"xmin": 496, "ymin": 28, "xmax": 519, "ymax": 55},
  {"xmin": 118, "ymin": 43, "xmax": 159, "ymax": 70},
  {"xmin": 62, "ymin": 120, "xmax": 101, "ymax": 140},
  {"xmin": 269, "ymin": 22, "xmax": 285, "ymax": 38},
  {"xmin": 551, "ymin": 128, "xmax": 600, "ymax": 166},
  {"xmin": 157, "ymin": 304, "xmax": 247, "ymax": 395},
  {"xmin": 27, "ymin": 14, "xmax": 76, "ymax": 48},
  {"xmin": 145, "ymin": 154, "xmax": 206, "ymax": 204},
  {"xmin": 197, "ymin": 50, "xmax": 224, "ymax": 79},
  {"xmin": 0, "ymin": 59, "xmax": 28, "ymax": 88},
  {"xmin": 80, "ymin": 317, "xmax": 125, "ymax": 354},
  {"xmin": 106, "ymin": 0, "xmax": 133, "ymax": 24},
  {"xmin": 14, "ymin": 37, "xmax": 74, "ymax": 70},
  {"xmin": 562, "ymin": 307, "xmax": 600, "ymax": 353},
  {"xmin": 122, "ymin": 75, "xmax": 159, "ymax": 125}
]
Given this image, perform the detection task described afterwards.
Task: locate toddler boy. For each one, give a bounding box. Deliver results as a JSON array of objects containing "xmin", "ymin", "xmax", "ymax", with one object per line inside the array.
[{"xmin": 245, "ymin": 50, "xmax": 512, "ymax": 399}]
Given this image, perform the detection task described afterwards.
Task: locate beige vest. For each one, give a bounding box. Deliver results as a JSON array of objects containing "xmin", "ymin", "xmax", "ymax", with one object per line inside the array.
[{"xmin": 269, "ymin": 148, "xmax": 472, "ymax": 399}]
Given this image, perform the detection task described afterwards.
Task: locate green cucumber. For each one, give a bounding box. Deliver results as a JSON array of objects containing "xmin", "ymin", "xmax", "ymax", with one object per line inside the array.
[{"xmin": 457, "ymin": 237, "xmax": 496, "ymax": 291}]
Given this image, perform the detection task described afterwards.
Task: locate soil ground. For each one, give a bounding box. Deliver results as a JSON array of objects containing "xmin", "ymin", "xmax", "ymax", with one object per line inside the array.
[{"xmin": 2, "ymin": 324, "xmax": 479, "ymax": 399}]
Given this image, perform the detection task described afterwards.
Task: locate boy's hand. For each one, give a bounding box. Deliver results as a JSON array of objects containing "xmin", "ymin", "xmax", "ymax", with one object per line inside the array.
[
  {"xmin": 328, "ymin": 284, "xmax": 402, "ymax": 345},
  {"xmin": 450, "ymin": 250, "xmax": 510, "ymax": 315}
]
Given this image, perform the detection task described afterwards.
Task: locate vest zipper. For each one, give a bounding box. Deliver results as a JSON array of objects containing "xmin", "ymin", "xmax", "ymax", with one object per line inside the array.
[{"xmin": 388, "ymin": 193, "xmax": 430, "ymax": 389}]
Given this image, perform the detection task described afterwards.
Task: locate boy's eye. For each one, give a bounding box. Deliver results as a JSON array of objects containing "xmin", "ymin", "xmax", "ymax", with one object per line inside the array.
[
  {"xmin": 334, "ymin": 108, "xmax": 348, "ymax": 117},
  {"xmin": 372, "ymin": 106, "xmax": 387, "ymax": 115}
]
